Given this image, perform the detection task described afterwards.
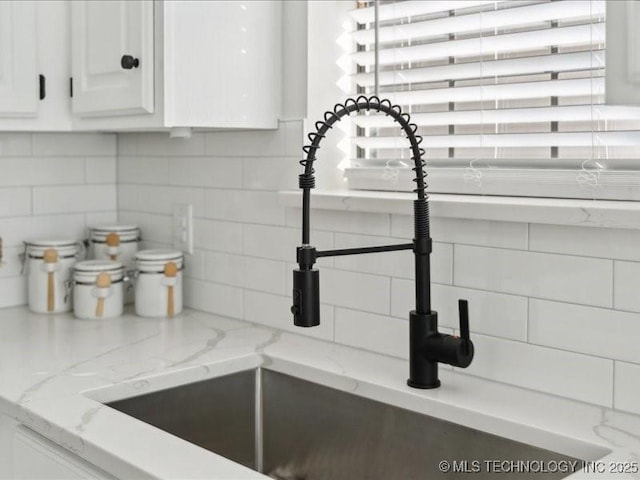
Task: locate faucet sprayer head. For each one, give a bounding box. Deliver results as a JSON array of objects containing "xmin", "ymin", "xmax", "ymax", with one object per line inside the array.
[{"xmin": 292, "ymin": 268, "xmax": 320, "ymax": 327}]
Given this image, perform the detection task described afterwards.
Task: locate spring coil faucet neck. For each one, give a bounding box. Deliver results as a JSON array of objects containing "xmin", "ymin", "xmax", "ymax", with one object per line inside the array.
[{"xmin": 291, "ymin": 96, "xmax": 474, "ymax": 389}]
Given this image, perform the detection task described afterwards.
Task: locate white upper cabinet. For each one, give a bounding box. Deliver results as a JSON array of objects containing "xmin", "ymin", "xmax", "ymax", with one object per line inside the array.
[
  {"xmin": 0, "ymin": 0, "xmax": 282, "ymax": 132},
  {"xmin": 72, "ymin": 0, "xmax": 282, "ymax": 131},
  {"xmin": 71, "ymin": 1, "xmax": 154, "ymax": 117},
  {"xmin": 0, "ymin": 1, "xmax": 38, "ymax": 117},
  {"xmin": 0, "ymin": 1, "xmax": 71, "ymax": 131}
]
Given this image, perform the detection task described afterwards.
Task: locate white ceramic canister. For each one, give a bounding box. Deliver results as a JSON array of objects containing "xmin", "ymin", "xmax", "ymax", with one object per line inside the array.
[
  {"xmin": 134, "ymin": 249, "xmax": 184, "ymax": 318},
  {"xmin": 24, "ymin": 240, "xmax": 82, "ymax": 314},
  {"xmin": 88, "ymin": 225, "xmax": 141, "ymax": 269},
  {"xmin": 88, "ymin": 224, "xmax": 140, "ymax": 304},
  {"xmin": 72, "ymin": 260, "xmax": 124, "ymax": 320}
]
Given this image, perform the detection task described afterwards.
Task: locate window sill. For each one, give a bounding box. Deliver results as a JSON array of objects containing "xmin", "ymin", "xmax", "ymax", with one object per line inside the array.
[{"xmin": 278, "ymin": 190, "xmax": 640, "ymax": 230}]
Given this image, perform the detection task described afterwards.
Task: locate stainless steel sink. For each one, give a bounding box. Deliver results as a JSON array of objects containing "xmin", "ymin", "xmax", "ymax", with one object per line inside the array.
[{"xmin": 107, "ymin": 369, "xmax": 582, "ymax": 479}]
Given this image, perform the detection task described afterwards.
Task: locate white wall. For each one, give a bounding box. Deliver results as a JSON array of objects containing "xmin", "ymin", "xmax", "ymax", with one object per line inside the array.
[{"xmin": 0, "ymin": 133, "xmax": 117, "ymax": 307}]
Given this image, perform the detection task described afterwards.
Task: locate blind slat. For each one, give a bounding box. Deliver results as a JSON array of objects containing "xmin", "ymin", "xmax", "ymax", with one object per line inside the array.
[
  {"xmin": 352, "ymin": 1, "xmax": 605, "ymax": 46},
  {"xmin": 353, "ymin": 51, "xmax": 604, "ymax": 88},
  {"xmin": 353, "ymin": 105, "xmax": 640, "ymax": 128},
  {"xmin": 355, "ymin": 131, "xmax": 640, "ymax": 149},
  {"xmin": 385, "ymin": 78, "xmax": 604, "ymax": 107},
  {"xmin": 349, "ymin": 0, "xmax": 506, "ymax": 24},
  {"xmin": 352, "ymin": 23, "xmax": 604, "ymax": 67}
]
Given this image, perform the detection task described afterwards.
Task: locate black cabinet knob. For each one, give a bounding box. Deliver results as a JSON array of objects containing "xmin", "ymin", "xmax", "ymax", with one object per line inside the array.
[{"xmin": 121, "ymin": 55, "xmax": 140, "ymax": 69}]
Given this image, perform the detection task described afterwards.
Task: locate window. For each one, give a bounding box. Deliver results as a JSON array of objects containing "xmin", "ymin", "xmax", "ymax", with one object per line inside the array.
[{"xmin": 345, "ymin": 0, "xmax": 640, "ymax": 200}]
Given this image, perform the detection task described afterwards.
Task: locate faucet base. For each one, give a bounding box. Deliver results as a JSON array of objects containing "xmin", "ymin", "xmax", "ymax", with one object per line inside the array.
[
  {"xmin": 407, "ymin": 378, "xmax": 441, "ymax": 389},
  {"xmin": 408, "ymin": 310, "xmax": 441, "ymax": 389}
]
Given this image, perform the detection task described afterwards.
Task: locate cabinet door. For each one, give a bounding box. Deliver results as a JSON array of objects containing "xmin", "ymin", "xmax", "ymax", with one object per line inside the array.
[
  {"xmin": 71, "ymin": 0, "xmax": 154, "ymax": 117},
  {"xmin": 0, "ymin": 1, "xmax": 38, "ymax": 117}
]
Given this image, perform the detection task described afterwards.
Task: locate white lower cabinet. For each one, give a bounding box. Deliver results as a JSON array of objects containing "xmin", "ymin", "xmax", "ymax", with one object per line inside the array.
[
  {"xmin": 0, "ymin": 413, "xmax": 113, "ymax": 480},
  {"xmin": 0, "ymin": 413, "xmax": 16, "ymax": 479},
  {"xmin": 13, "ymin": 426, "xmax": 114, "ymax": 480}
]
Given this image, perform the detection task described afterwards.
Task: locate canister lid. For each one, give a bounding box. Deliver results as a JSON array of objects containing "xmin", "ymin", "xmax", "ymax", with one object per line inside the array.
[
  {"xmin": 135, "ymin": 249, "xmax": 183, "ymax": 262},
  {"xmin": 26, "ymin": 239, "xmax": 77, "ymax": 248},
  {"xmin": 25, "ymin": 239, "xmax": 79, "ymax": 257},
  {"xmin": 89, "ymin": 225, "xmax": 141, "ymax": 242},
  {"xmin": 89, "ymin": 224, "xmax": 139, "ymax": 233},
  {"xmin": 74, "ymin": 260, "xmax": 124, "ymax": 272}
]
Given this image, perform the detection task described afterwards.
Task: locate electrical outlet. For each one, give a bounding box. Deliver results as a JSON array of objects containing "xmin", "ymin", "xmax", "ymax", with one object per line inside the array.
[{"xmin": 172, "ymin": 204, "xmax": 193, "ymax": 255}]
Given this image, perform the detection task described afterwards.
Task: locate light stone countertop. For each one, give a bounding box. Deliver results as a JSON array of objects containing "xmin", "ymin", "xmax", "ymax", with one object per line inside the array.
[{"xmin": 0, "ymin": 306, "xmax": 639, "ymax": 479}]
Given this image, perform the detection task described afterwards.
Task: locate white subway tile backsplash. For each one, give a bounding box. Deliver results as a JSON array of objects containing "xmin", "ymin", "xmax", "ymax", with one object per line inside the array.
[
  {"xmin": 454, "ymin": 245, "xmax": 613, "ymax": 307},
  {"xmin": 0, "ymin": 158, "xmax": 32, "ymax": 186},
  {"xmin": 205, "ymin": 127, "xmax": 286, "ymax": 157},
  {"xmin": 321, "ymin": 268, "xmax": 390, "ymax": 315},
  {"xmin": 120, "ymin": 211, "xmax": 173, "ymax": 245},
  {"xmin": 124, "ymin": 133, "xmax": 206, "ymax": 157},
  {"xmin": 335, "ymin": 308, "xmax": 408, "ymax": 359},
  {"xmin": 0, "ymin": 276, "xmax": 27, "ymax": 308},
  {"xmin": 463, "ymin": 333, "xmax": 614, "ymax": 406},
  {"xmin": 205, "ymin": 190, "xmax": 285, "ymax": 225},
  {"xmin": 435, "ymin": 285, "xmax": 528, "ymax": 341},
  {"xmin": 169, "ymin": 157, "xmax": 242, "ymax": 189},
  {"xmin": 118, "ymin": 156, "xmax": 170, "ymax": 185},
  {"xmin": 117, "ymin": 134, "xmax": 138, "ymax": 156},
  {"xmin": 530, "ymin": 224, "xmax": 640, "ymax": 261},
  {"xmin": 33, "ymin": 133, "xmax": 116, "ymax": 156},
  {"xmin": 392, "ymin": 216, "xmax": 528, "ymax": 250},
  {"xmin": 613, "ymin": 261, "xmax": 640, "ymax": 313},
  {"xmin": 529, "ymin": 299, "xmax": 640, "ymax": 364},
  {"xmin": 0, "ymin": 188, "xmax": 31, "ymax": 218},
  {"xmin": 111, "ymin": 125, "xmax": 638, "ymax": 412},
  {"xmin": 242, "ymin": 224, "xmax": 333, "ymax": 267},
  {"xmin": 334, "ymin": 233, "xmax": 413, "ymax": 279},
  {"xmin": 183, "ymin": 249, "xmax": 206, "ymax": 280},
  {"xmin": 390, "ymin": 278, "xmax": 413, "ymax": 319},
  {"xmin": 205, "ymin": 251, "xmax": 285, "ymax": 295},
  {"xmin": 117, "ymin": 184, "xmax": 140, "ymax": 212},
  {"xmin": 204, "ymin": 252, "xmax": 245, "ymax": 287},
  {"xmin": 332, "ymin": 233, "xmax": 452, "ymax": 284},
  {"xmin": 244, "ymin": 290, "xmax": 334, "ymax": 341},
  {"xmin": 0, "ymin": 133, "xmax": 31, "ymax": 156},
  {"xmin": 184, "ymin": 278, "xmax": 243, "ymax": 318},
  {"xmin": 85, "ymin": 211, "xmax": 118, "ymax": 228},
  {"xmin": 0, "ymin": 246, "xmax": 24, "ymax": 278},
  {"xmin": 31, "ymin": 157, "xmax": 86, "ymax": 185},
  {"xmin": 285, "ymin": 207, "xmax": 391, "ymax": 236},
  {"xmin": 283, "ymin": 120, "xmax": 304, "ymax": 157},
  {"xmin": 33, "ymin": 185, "xmax": 117, "ymax": 215},
  {"xmin": 242, "ymin": 157, "xmax": 299, "ymax": 191},
  {"xmin": 0, "ymin": 157, "xmax": 86, "ymax": 187},
  {"xmin": 614, "ymin": 361, "xmax": 640, "ymax": 415},
  {"xmin": 0, "ymin": 133, "xmax": 110, "ymax": 307},
  {"xmin": 193, "ymin": 219, "xmax": 243, "ymax": 254},
  {"xmin": 136, "ymin": 185, "xmax": 205, "ymax": 217},
  {"xmin": 85, "ymin": 157, "xmax": 117, "ymax": 184},
  {"xmin": 0, "ymin": 215, "xmax": 88, "ymax": 247},
  {"xmin": 390, "ymin": 279, "xmax": 528, "ymax": 341}
]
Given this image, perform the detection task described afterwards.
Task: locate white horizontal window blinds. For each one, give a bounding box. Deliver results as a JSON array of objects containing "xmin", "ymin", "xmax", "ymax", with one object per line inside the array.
[{"xmin": 345, "ymin": 0, "xmax": 640, "ymax": 200}]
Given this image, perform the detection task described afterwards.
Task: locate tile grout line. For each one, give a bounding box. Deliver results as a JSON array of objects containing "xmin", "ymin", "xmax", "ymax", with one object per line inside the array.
[
  {"xmin": 525, "ymin": 297, "xmax": 530, "ymax": 343},
  {"xmin": 611, "ymin": 259, "xmax": 616, "ymax": 309},
  {"xmin": 612, "ymin": 361, "xmax": 616, "ymax": 408}
]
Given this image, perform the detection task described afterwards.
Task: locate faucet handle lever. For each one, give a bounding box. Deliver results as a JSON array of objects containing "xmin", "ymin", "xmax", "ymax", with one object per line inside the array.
[{"xmin": 458, "ymin": 299, "xmax": 470, "ymax": 342}]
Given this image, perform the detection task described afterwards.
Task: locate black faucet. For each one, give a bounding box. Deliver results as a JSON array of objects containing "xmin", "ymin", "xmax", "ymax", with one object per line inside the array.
[{"xmin": 291, "ymin": 96, "xmax": 474, "ymax": 389}]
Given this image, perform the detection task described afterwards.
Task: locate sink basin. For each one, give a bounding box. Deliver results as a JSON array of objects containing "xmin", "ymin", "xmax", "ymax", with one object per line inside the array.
[{"xmin": 107, "ymin": 369, "xmax": 583, "ymax": 479}]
